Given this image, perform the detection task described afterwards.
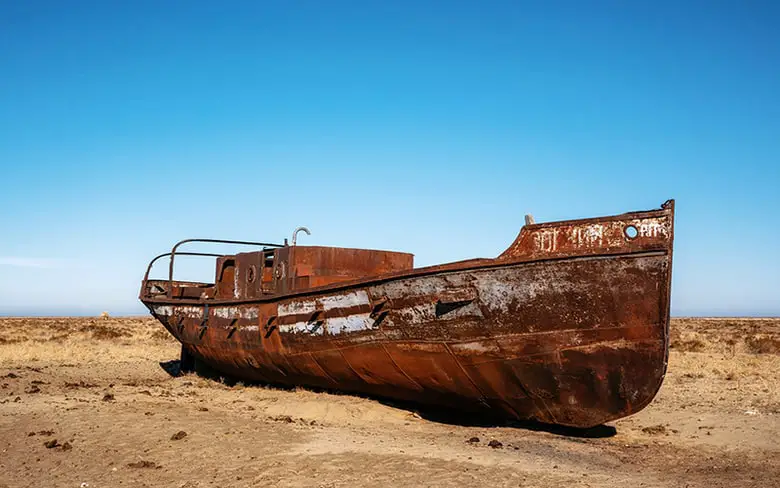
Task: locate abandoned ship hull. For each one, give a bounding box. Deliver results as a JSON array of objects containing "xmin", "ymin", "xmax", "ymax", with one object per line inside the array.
[{"xmin": 142, "ymin": 201, "xmax": 674, "ymax": 428}]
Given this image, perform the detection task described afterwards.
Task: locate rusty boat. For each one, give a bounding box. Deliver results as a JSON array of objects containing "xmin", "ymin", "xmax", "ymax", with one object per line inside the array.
[{"xmin": 140, "ymin": 200, "xmax": 675, "ymax": 428}]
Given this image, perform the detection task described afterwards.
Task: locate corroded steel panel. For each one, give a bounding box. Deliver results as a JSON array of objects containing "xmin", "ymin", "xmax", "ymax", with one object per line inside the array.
[{"xmin": 140, "ymin": 200, "xmax": 675, "ymax": 428}]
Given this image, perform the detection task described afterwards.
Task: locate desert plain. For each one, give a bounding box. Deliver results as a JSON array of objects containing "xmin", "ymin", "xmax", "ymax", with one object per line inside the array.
[{"xmin": 0, "ymin": 317, "xmax": 778, "ymax": 488}]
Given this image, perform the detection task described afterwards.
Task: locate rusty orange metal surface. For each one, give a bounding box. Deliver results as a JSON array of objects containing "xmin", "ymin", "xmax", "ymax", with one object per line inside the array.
[{"xmin": 139, "ymin": 200, "xmax": 675, "ymax": 428}]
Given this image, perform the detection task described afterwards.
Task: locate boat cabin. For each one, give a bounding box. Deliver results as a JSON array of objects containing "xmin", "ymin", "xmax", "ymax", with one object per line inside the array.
[
  {"xmin": 143, "ymin": 244, "xmax": 414, "ymax": 301},
  {"xmin": 215, "ymin": 246, "xmax": 414, "ymax": 298}
]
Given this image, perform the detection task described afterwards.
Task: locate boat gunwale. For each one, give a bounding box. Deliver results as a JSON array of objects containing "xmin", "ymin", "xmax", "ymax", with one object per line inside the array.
[{"xmin": 141, "ymin": 248, "xmax": 671, "ymax": 307}]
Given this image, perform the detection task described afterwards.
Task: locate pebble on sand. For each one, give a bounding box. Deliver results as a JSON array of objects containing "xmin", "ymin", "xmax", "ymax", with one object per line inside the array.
[{"xmin": 171, "ymin": 430, "xmax": 188, "ymax": 441}]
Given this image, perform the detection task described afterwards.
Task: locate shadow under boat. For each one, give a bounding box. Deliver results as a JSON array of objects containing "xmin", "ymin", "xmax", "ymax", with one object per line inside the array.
[{"xmin": 158, "ymin": 358, "xmax": 616, "ymax": 439}]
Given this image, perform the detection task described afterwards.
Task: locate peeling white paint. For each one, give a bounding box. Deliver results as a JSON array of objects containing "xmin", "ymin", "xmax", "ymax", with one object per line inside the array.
[
  {"xmin": 327, "ymin": 313, "xmax": 372, "ymax": 334},
  {"xmin": 637, "ymin": 221, "xmax": 668, "ymax": 238},
  {"xmin": 213, "ymin": 306, "xmax": 258, "ymax": 320},
  {"xmin": 279, "ymin": 321, "xmax": 325, "ymax": 335},
  {"xmin": 278, "ymin": 312, "xmax": 374, "ymax": 336},
  {"xmin": 278, "ymin": 300, "xmax": 317, "ymax": 316},
  {"xmin": 570, "ymin": 224, "xmax": 604, "ymax": 248},
  {"xmin": 278, "ymin": 290, "xmax": 370, "ymax": 317},
  {"xmin": 319, "ymin": 291, "xmax": 369, "ymax": 311},
  {"xmin": 534, "ymin": 229, "xmax": 559, "ymax": 252},
  {"xmin": 151, "ymin": 305, "xmax": 173, "ymax": 316},
  {"xmin": 153, "ymin": 305, "xmax": 202, "ymax": 318},
  {"xmin": 529, "ymin": 217, "xmax": 669, "ymax": 253},
  {"xmin": 234, "ymin": 268, "xmax": 239, "ymax": 300}
]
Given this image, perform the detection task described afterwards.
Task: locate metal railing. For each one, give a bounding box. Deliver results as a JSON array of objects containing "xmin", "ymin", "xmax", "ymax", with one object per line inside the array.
[
  {"xmin": 162, "ymin": 239, "xmax": 284, "ymax": 298},
  {"xmin": 143, "ymin": 251, "xmax": 225, "ymax": 282}
]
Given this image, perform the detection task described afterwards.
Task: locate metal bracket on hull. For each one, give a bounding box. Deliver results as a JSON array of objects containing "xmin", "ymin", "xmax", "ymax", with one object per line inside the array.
[
  {"xmin": 369, "ymin": 297, "xmax": 390, "ymax": 327},
  {"xmin": 264, "ymin": 316, "xmax": 278, "ymax": 338},
  {"xmin": 435, "ymin": 288, "xmax": 477, "ymax": 317},
  {"xmin": 307, "ymin": 310, "xmax": 325, "ymax": 334}
]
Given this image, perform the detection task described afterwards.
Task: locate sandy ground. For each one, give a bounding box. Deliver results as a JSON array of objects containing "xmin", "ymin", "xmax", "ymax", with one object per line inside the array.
[{"xmin": 0, "ymin": 317, "xmax": 778, "ymax": 488}]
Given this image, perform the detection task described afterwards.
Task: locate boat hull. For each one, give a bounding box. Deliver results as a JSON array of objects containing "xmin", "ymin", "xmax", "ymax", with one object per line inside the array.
[{"xmin": 144, "ymin": 248, "xmax": 671, "ymax": 428}]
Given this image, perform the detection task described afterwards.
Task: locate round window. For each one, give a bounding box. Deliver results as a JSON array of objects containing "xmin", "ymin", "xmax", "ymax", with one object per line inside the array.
[{"xmin": 247, "ymin": 265, "xmax": 257, "ymax": 283}]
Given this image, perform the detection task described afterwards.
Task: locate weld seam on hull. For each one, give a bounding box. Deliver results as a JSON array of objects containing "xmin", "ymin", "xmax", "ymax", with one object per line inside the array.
[
  {"xmin": 380, "ymin": 343, "xmax": 424, "ymax": 391},
  {"xmin": 307, "ymin": 352, "xmax": 340, "ymax": 386},
  {"xmin": 442, "ymin": 342, "xmax": 494, "ymax": 406},
  {"xmin": 337, "ymin": 348, "xmax": 369, "ymax": 385}
]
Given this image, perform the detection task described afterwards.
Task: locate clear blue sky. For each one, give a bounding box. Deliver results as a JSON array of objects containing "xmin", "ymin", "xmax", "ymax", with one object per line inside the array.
[{"xmin": 1, "ymin": 1, "xmax": 778, "ymax": 316}]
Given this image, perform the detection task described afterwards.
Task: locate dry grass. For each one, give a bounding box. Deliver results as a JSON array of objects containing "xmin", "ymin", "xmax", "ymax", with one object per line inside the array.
[
  {"xmin": 674, "ymin": 338, "xmax": 707, "ymax": 352},
  {"xmin": 670, "ymin": 317, "xmax": 780, "ymax": 355},
  {"xmin": 0, "ymin": 317, "xmax": 173, "ymax": 365},
  {"xmin": 0, "ymin": 317, "xmax": 165, "ymax": 343},
  {"xmin": 744, "ymin": 335, "xmax": 780, "ymax": 354}
]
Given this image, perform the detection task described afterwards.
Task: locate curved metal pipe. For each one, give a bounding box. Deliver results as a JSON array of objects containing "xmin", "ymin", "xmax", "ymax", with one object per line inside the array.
[{"xmin": 292, "ymin": 227, "xmax": 311, "ymax": 246}]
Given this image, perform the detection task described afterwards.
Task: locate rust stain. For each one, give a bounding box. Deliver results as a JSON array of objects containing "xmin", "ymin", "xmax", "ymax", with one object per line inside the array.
[{"xmin": 140, "ymin": 200, "xmax": 675, "ymax": 428}]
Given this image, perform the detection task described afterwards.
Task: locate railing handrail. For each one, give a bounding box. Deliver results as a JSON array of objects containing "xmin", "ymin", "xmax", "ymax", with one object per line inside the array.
[
  {"xmin": 143, "ymin": 251, "xmax": 225, "ymax": 282},
  {"xmin": 167, "ymin": 238, "xmax": 285, "ymax": 298}
]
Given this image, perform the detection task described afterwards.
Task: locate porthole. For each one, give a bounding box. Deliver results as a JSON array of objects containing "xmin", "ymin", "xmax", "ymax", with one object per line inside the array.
[
  {"xmin": 624, "ymin": 225, "xmax": 638, "ymax": 240},
  {"xmin": 247, "ymin": 265, "xmax": 257, "ymax": 283}
]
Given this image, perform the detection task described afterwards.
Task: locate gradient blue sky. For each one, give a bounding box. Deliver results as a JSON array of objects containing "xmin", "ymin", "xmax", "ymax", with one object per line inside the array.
[{"xmin": 1, "ymin": 1, "xmax": 778, "ymax": 316}]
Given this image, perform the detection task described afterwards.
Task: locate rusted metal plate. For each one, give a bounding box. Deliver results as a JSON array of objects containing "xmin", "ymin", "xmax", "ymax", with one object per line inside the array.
[
  {"xmin": 272, "ymin": 246, "xmax": 414, "ymax": 294},
  {"xmin": 140, "ymin": 200, "xmax": 675, "ymax": 428}
]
